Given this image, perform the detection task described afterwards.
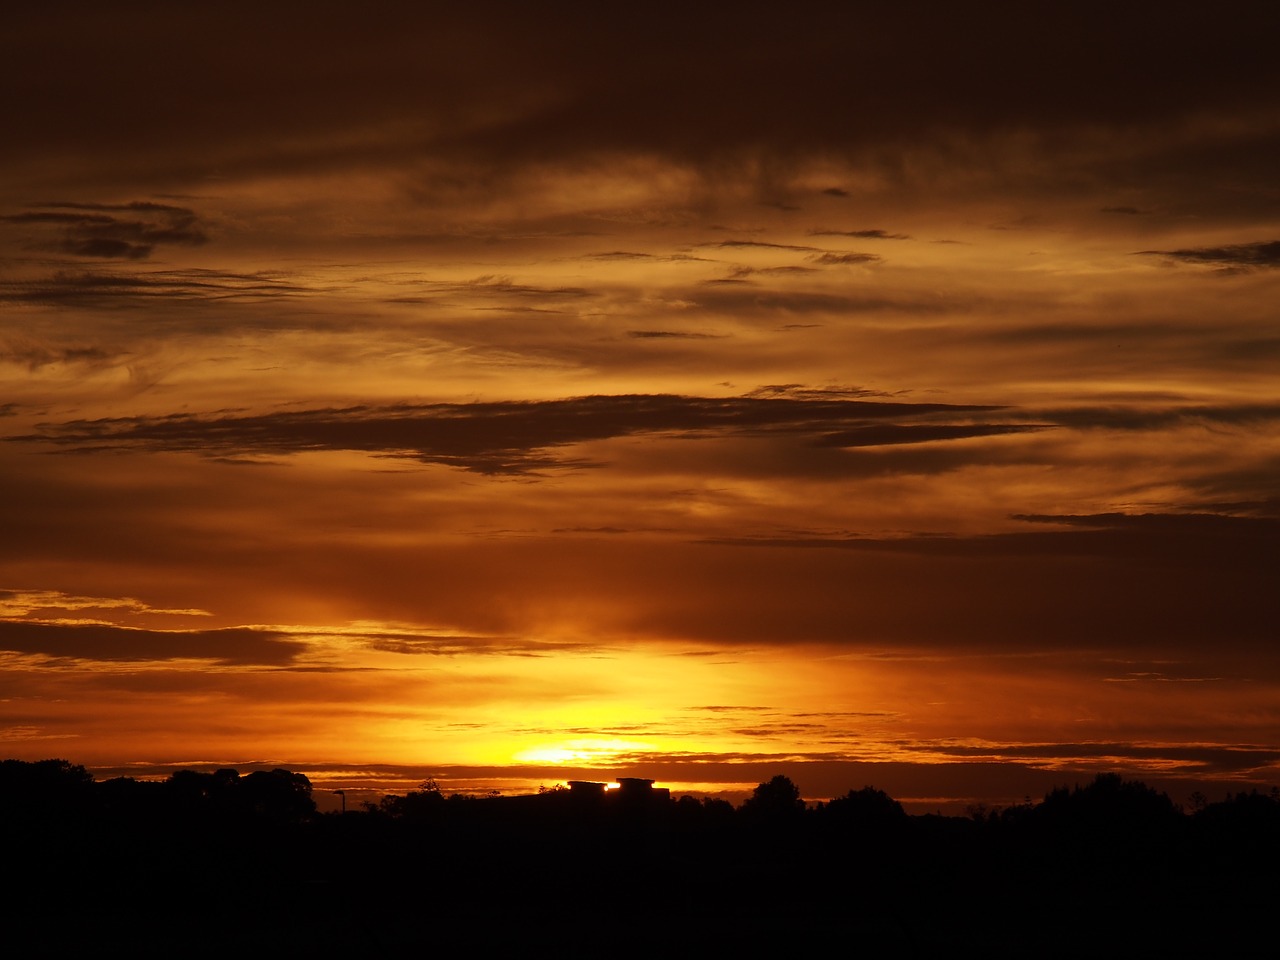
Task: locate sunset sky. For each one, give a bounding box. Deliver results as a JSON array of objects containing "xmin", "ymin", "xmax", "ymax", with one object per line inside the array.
[{"xmin": 2, "ymin": 3, "xmax": 1277, "ymax": 811}]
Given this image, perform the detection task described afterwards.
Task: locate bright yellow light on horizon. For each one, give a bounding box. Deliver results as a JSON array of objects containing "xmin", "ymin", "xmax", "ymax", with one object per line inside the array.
[{"xmin": 513, "ymin": 738, "xmax": 656, "ymax": 766}]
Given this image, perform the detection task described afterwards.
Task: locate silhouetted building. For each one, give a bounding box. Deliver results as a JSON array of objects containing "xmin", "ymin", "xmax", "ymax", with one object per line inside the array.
[{"xmin": 616, "ymin": 777, "xmax": 670, "ymax": 801}]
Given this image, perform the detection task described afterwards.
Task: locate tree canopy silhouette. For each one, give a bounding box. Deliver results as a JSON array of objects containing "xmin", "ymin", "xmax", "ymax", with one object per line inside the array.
[
  {"xmin": 823, "ymin": 785, "xmax": 907, "ymax": 823},
  {"xmin": 1034, "ymin": 772, "xmax": 1179, "ymax": 832},
  {"xmin": 741, "ymin": 774, "xmax": 804, "ymax": 822}
]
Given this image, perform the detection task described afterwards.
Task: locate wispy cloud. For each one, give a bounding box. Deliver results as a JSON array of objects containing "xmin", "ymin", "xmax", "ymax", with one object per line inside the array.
[
  {"xmin": 813, "ymin": 423, "xmax": 1048, "ymax": 447},
  {"xmin": 626, "ymin": 330, "xmax": 724, "ymax": 340},
  {"xmin": 2, "ymin": 201, "xmax": 207, "ymax": 259},
  {"xmin": 706, "ymin": 511, "xmax": 1280, "ymax": 559},
  {"xmin": 0, "ymin": 588, "xmax": 211, "ymax": 619},
  {"xmin": 807, "ymin": 252, "xmax": 881, "ymax": 265},
  {"xmin": 1138, "ymin": 240, "xmax": 1280, "ymax": 270},
  {"xmin": 899, "ymin": 739, "xmax": 1280, "ymax": 775},
  {"xmin": 0, "ymin": 619, "xmax": 301, "ymax": 665},
  {"xmin": 0, "ymin": 341, "xmax": 116, "ymax": 371},
  {"xmin": 12, "ymin": 393, "xmax": 1007, "ymax": 474},
  {"xmin": 0, "ymin": 268, "xmax": 307, "ymax": 307},
  {"xmin": 710, "ymin": 240, "xmax": 823, "ymax": 252},
  {"xmin": 809, "ymin": 228, "xmax": 911, "ymax": 240}
]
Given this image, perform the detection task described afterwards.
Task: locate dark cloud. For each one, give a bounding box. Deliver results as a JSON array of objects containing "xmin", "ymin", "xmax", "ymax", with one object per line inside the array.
[
  {"xmin": 549, "ymin": 526, "xmax": 631, "ymax": 535},
  {"xmin": 1179, "ymin": 456, "xmax": 1280, "ymax": 518},
  {"xmin": 455, "ymin": 275, "xmax": 594, "ymax": 298},
  {"xmin": 807, "ymin": 252, "xmax": 881, "ymax": 265},
  {"xmin": 355, "ymin": 629, "xmax": 588, "ymax": 658},
  {"xmin": 731, "ymin": 723, "xmax": 830, "ymax": 738},
  {"xmin": 579, "ymin": 251, "xmax": 713, "ymax": 264},
  {"xmin": 901, "ymin": 740, "xmax": 1280, "ymax": 776},
  {"xmin": 0, "ymin": 268, "xmax": 306, "ymax": 307},
  {"xmin": 1183, "ymin": 497, "xmax": 1280, "ymax": 520},
  {"xmin": 705, "ymin": 263, "xmax": 821, "ymax": 282},
  {"xmin": 1138, "ymin": 240, "xmax": 1280, "ymax": 269},
  {"xmin": 764, "ymin": 441, "xmax": 1053, "ymax": 481},
  {"xmin": 584, "ymin": 251, "xmax": 655, "ymax": 261},
  {"xmin": 0, "ymin": 619, "xmax": 301, "ymax": 665},
  {"xmin": 2, "ymin": 201, "xmax": 207, "ymax": 259},
  {"xmin": 809, "ymin": 229, "xmax": 911, "ymax": 240},
  {"xmin": 957, "ymin": 316, "xmax": 1280, "ymax": 376},
  {"xmin": 750, "ymin": 265, "xmax": 819, "ymax": 275},
  {"xmin": 383, "ymin": 274, "xmax": 596, "ymax": 309},
  {"xmin": 0, "ymin": 342, "xmax": 116, "ymax": 370},
  {"xmin": 12, "ymin": 393, "xmax": 1002, "ymax": 475},
  {"xmin": 1009, "ymin": 511, "xmax": 1280, "ymax": 540},
  {"xmin": 3, "ymin": 4, "xmax": 1278, "ymax": 211},
  {"xmin": 677, "ymin": 515, "xmax": 1278, "ymax": 656},
  {"xmin": 821, "ymin": 187, "xmax": 849, "ymax": 197},
  {"xmin": 693, "ymin": 705, "xmax": 772, "ymax": 713},
  {"xmin": 711, "ymin": 240, "xmax": 822, "ymax": 252},
  {"xmin": 689, "ymin": 287, "xmax": 930, "ymax": 315},
  {"xmin": 709, "ymin": 511, "xmax": 1280, "ymax": 562},
  {"xmin": 745, "ymin": 384, "xmax": 887, "ymax": 399},
  {"xmin": 814, "ymin": 423, "xmax": 1048, "ymax": 448},
  {"xmin": 626, "ymin": 330, "xmax": 724, "ymax": 339},
  {"xmin": 1034, "ymin": 402, "xmax": 1280, "ymax": 432}
]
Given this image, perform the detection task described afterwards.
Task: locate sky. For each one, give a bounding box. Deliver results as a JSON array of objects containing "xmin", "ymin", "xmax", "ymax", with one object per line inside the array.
[{"xmin": 2, "ymin": 2, "xmax": 1278, "ymax": 812}]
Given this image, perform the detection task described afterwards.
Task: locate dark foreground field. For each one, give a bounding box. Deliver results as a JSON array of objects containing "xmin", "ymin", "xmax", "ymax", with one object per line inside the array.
[{"xmin": 4, "ymin": 761, "xmax": 1277, "ymax": 956}]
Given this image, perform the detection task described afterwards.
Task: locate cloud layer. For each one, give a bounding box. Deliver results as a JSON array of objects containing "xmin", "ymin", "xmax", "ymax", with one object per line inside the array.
[{"xmin": 1, "ymin": 5, "xmax": 1277, "ymax": 805}]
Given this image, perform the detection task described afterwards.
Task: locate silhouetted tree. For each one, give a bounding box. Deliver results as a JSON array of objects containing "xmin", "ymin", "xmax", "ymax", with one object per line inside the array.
[
  {"xmin": 165, "ymin": 768, "xmax": 213, "ymax": 810},
  {"xmin": 828, "ymin": 785, "xmax": 906, "ymax": 821},
  {"xmin": 160, "ymin": 766, "xmax": 315, "ymax": 822},
  {"xmin": 1193, "ymin": 788, "xmax": 1280, "ymax": 848},
  {"xmin": 0, "ymin": 757, "xmax": 93, "ymax": 795},
  {"xmin": 376, "ymin": 782, "xmax": 446, "ymax": 820},
  {"xmin": 670, "ymin": 794, "xmax": 735, "ymax": 835},
  {"xmin": 240, "ymin": 769, "xmax": 316, "ymax": 821},
  {"xmin": 1037, "ymin": 773, "xmax": 1179, "ymax": 828},
  {"xmin": 701, "ymin": 796, "xmax": 735, "ymax": 818},
  {"xmin": 0, "ymin": 758, "xmax": 95, "ymax": 821},
  {"xmin": 741, "ymin": 775, "xmax": 804, "ymax": 823},
  {"xmin": 1031, "ymin": 772, "xmax": 1181, "ymax": 861}
]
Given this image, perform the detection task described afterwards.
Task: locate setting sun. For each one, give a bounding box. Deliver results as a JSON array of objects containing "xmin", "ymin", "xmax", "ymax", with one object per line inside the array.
[{"xmin": 513, "ymin": 739, "xmax": 657, "ymax": 766}]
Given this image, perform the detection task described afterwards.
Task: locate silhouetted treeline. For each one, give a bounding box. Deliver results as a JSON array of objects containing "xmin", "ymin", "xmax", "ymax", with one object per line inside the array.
[
  {"xmin": 3, "ymin": 760, "xmax": 1278, "ymax": 955},
  {"xmin": 1, "ymin": 758, "xmax": 315, "ymax": 827}
]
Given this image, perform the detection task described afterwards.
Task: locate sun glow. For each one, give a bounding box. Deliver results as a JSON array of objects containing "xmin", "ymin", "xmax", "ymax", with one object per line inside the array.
[{"xmin": 512, "ymin": 738, "xmax": 656, "ymax": 766}]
